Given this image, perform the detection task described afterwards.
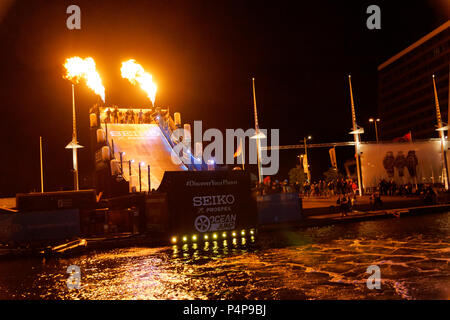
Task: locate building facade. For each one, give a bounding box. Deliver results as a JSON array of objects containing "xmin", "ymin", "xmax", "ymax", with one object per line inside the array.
[{"xmin": 378, "ymin": 20, "xmax": 450, "ymax": 140}]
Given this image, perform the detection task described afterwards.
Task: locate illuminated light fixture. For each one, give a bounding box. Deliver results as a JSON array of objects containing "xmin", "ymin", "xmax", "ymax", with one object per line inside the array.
[
  {"xmin": 250, "ymin": 131, "xmax": 267, "ymax": 139},
  {"xmin": 204, "ymin": 234, "xmax": 209, "ymax": 240},
  {"xmin": 213, "ymin": 233, "xmax": 218, "ymax": 239},
  {"xmin": 241, "ymin": 230, "xmax": 246, "ymax": 236},
  {"xmin": 207, "ymin": 159, "xmax": 215, "ymax": 165},
  {"xmin": 232, "ymin": 231, "xmax": 237, "ymax": 237},
  {"xmin": 182, "ymin": 236, "xmax": 187, "ymax": 242},
  {"xmin": 192, "ymin": 235, "xmax": 197, "ymax": 241},
  {"xmin": 250, "ymin": 230, "xmax": 255, "ymax": 235},
  {"xmin": 349, "ymin": 127, "xmax": 364, "ymax": 134},
  {"xmin": 171, "ymin": 236, "xmax": 177, "ymax": 244},
  {"xmin": 222, "ymin": 232, "xmax": 227, "ymax": 238}
]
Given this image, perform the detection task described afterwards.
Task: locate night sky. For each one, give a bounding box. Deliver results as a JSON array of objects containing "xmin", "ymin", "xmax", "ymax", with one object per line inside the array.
[{"xmin": 0, "ymin": 0, "xmax": 449, "ymax": 196}]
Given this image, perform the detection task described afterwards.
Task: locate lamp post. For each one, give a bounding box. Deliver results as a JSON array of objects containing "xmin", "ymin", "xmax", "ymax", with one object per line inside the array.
[
  {"xmin": 369, "ymin": 118, "xmax": 380, "ymax": 143},
  {"xmin": 303, "ymin": 136, "xmax": 312, "ymax": 182},
  {"xmin": 432, "ymin": 74, "xmax": 449, "ymax": 190},
  {"xmin": 39, "ymin": 136, "xmax": 44, "ymax": 193},
  {"xmin": 251, "ymin": 77, "xmax": 265, "ymax": 184},
  {"xmin": 65, "ymin": 84, "xmax": 83, "ymax": 191},
  {"xmin": 297, "ymin": 154, "xmax": 303, "ymax": 166}
]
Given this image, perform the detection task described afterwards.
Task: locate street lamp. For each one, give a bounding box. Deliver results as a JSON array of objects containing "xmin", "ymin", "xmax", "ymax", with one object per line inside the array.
[
  {"xmin": 369, "ymin": 118, "xmax": 381, "ymax": 143},
  {"xmin": 65, "ymin": 84, "xmax": 84, "ymax": 191},
  {"xmin": 297, "ymin": 154, "xmax": 303, "ymax": 166},
  {"xmin": 302, "ymin": 136, "xmax": 312, "ymax": 182}
]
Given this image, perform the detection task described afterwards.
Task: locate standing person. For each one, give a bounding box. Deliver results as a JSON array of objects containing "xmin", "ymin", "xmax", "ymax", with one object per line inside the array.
[
  {"xmin": 145, "ymin": 111, "xmax": 151, "ymax": 123},
  {"xmin": 138, "ymin": 109, "xmax": 144, "ymax": 124},
  {"xmin": 340, "ymin": 195, "xmax": 349, "ymax": 217},
  {"xmin": 113, "ymin": 106, "xmax": 119, "ymax": 123},
  {"xmin": 105, "ymin": 108, "xmax": 111, "ymax": 123},
  {"xmin": 351, "ymin": 180, "xmax": 358, "ymax": 197},
  {"xmin": 130, "ymin": 110, "xmax": 136, "ymax": 124}
]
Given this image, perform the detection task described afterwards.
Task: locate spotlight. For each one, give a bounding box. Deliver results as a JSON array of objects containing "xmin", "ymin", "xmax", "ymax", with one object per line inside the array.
[{"xmin": 171, "ymin": 236, "xmax": 177, "ymax": 244}]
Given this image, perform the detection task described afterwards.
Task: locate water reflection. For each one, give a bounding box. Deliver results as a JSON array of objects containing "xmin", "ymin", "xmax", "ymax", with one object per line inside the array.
[{"xmin": 0, "ymin": 212, "xmax": 448, "ymax": 299}]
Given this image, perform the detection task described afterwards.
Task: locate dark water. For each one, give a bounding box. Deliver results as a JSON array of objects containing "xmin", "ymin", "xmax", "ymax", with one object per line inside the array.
[{"xmin": 0, "ymin": 212, "xmax": 449, "ymax": 300}]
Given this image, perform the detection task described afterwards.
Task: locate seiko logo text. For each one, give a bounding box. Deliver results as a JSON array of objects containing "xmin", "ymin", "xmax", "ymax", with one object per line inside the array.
[{"xmin": 193, "ymin": 194, "xmax": 235, "ymax": 207}]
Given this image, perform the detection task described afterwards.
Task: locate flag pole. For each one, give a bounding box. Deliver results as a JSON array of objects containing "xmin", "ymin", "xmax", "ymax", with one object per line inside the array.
[
  {"xmin": 40, "ymin": 136, "xmax": 44, "ymax": 193},
  {"xmin": 240, "ymin": 137, "xmax": 245, "ymax": 170},
  {"xmin": 252, "ymin": 77, "xmax": 263, "ymax": 184},
  {"xmin": 65, "ymin": 84, "xmax": 83, "ymax": 191},
  {"xmin": 432, "ymin": 74, "xmax": 449, "ymax": 190},
  {"xmin": 348, "ymin": 75, "xmax": 363, "ymax": 196}
]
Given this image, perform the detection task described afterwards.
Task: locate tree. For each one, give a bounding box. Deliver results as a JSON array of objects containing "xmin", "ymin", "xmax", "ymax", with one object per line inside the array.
[
  {"xmin": 289, "ymin": 165, "xmax": 306, "ymax": 186},
  {"xmin": 323, "ymin": 167, "xmax": 343, "ymax": 182}
]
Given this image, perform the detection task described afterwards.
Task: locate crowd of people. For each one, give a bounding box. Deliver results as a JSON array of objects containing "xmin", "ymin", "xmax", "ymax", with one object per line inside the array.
[
  {"xmin": 254, "ymin": 179, "xmax": 294, "ymax": 195},
  {"xmin": 298, "ymin": 179, "xmax": 358, "ymax": 198},
  {"xmin": 376, "ymin": 179, "xmax": 442, "ymax": 197},
  {"xmin": 98, "ymin": 106, "xmax": 171, "ymax": 125},
  {"xmin": 103, "ymin": 107, "xmax": 149, "ymax": 124}
]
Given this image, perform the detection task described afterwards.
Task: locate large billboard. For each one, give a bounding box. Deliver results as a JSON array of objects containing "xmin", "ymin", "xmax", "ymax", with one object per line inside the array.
[
  {"xmin": 158, "ymin": 170, "xmax": 257, "ymax": 235},
  {"xmin": 359, "ymin": 140, "xmax": 445, "ymax": 188}
]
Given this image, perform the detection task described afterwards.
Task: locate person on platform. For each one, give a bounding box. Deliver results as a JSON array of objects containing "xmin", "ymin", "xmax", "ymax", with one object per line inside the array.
[
  {"xmin": 145, "ymin": 111, "xmax": 151, "ymax": 123},
  {"xmin": 113, "ymin": 106, "xmax": 119, "ymax": 123},
  {"xmin": 340, "ymin": 195, "xmax": 349, "ymax": 217},
  {"xmin": 138, "ymin": 109, "xmax": 144, "ymax": 124},
  {"xmin": 105, "ymin": 108, "xmax": 111, "ymax": 123}
]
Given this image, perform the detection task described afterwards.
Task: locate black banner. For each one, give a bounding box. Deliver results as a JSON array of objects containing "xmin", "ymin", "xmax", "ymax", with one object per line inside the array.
[{"xmin": 158, "ymin": 170, "xmax": 257, "ymax": 236}]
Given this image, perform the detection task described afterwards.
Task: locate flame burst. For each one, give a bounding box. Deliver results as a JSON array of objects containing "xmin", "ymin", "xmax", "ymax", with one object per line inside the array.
[
  {"xmin": 121, "ymin": 59, "xmax": 157, "ymax": 105},
  {"xmin": 64, "ymin": 57, "xmax": 105, "ymax": 102}
]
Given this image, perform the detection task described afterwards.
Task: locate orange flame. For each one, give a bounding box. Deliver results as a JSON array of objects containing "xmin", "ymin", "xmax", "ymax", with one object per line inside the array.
[
  {"xmin": 64, "ymin": 57, "xmax": 105, "ymax": 102},
  {"xmin": 121, "ymin": 59, "xmax": 157, "ymax": 105}
]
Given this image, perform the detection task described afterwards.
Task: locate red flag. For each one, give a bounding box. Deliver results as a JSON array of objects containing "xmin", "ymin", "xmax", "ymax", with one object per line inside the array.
[
  {"xmin": 404, "ymin": 132, "xmax": 412, "ymax": 142},
  {"xmin": 393, "ymin": 132, "xmax": 412, "ymax": 142}
]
